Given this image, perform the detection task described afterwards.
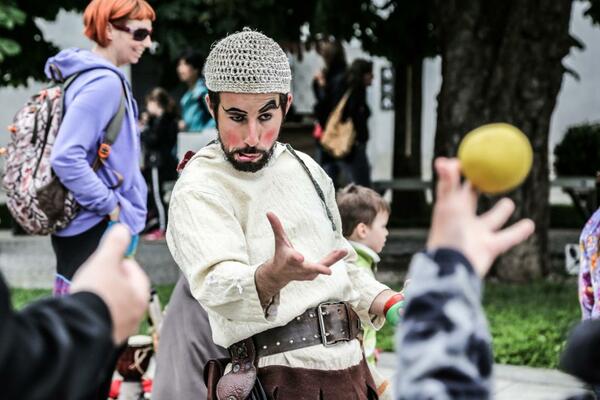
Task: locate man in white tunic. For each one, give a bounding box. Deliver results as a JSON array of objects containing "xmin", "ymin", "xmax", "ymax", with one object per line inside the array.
[{"xmin": 167, "ymin": 28, "xmax": 398, "ymax": 399}]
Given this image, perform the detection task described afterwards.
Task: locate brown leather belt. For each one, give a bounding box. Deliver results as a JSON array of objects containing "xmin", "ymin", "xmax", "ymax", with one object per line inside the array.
[{"xmin": 228, "ymin": 301, "xmax": 362, "ymax": 360}]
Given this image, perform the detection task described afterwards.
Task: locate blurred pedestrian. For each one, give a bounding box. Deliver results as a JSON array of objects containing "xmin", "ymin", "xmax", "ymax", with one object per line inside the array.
[
  {"xmin": 44, "ymin": 0, "xmax": 154, "ymax": 397},
  {"xmin": 47, "ymin": 0, "xmax": 152, "ymax": 295},
  {"xmin": 341, "ymin": 58, "xmax": 374, "ymax": 187},
  {"xmin": 312, "ymin": 39, "xmax": 348, "ymax": 178},
  {"xmin": 140, "ymin": 88, "xmax": 178, "ymax": 240},
  {"xmin": 176, "ymin": 49, "xmax": 215, "ymax": 133}
]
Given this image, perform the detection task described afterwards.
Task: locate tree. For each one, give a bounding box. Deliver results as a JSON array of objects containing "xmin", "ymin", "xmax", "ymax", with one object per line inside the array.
[
  {"xmin": 0, "ymin": 1, "xmax": 83, "ymax": 87},
  {"xmin": 138, "ymin": 0, "xmax": 315, "ymax": 90},
  {"xmin": 0, "ymin": 3, "xmax": 26, "ymax": 63},
  {"xmin": 430, "ymin": 0, "xmax": 599, "ymax": 281},
  {"xmin": 311, "ymin": 0, "xmax": 600, "ymax": 280}
]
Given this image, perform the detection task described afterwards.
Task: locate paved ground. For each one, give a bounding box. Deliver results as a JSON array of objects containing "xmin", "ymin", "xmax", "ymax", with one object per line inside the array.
[
  {"xmin": 0, "ymin": 228, "xmax": 580, "ymax": 288},
  {"xmin": 377, "ymin": 353, "xmax": 592, "ymax": 399}
]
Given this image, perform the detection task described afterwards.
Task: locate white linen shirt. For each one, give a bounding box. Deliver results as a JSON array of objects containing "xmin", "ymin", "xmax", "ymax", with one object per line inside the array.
[{"xmin": 166, "ymin": 142, "xmax": 389, "ymax": 370}]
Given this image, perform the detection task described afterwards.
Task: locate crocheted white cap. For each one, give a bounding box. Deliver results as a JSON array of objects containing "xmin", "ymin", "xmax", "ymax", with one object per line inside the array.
[{"xmin": 204, "ymin": 28, "xmax": 291, "ymax": 94}]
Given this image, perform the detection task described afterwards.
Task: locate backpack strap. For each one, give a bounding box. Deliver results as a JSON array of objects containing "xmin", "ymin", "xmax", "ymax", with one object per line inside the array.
[
  {"xmin": 90, "ymin": 80, "xmax": 127, "ymax": 188},
  {"xmin": 284, "ymin": 143, "xmax": 337, "ymax": 232},
  {"xmin": 53, "ymin": 66, "xmax": 128, "ymax": 188}
]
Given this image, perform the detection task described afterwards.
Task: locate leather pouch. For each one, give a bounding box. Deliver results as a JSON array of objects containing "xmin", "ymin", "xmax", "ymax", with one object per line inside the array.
[{"xmin": 205, "ymin": 339, "xmax": 267, "ymax": 400}]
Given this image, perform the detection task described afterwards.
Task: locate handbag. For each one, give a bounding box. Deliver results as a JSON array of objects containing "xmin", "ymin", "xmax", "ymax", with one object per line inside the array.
[{"xmin": 320, "ymin": 91, "xmax": 356, "ymax": 158}]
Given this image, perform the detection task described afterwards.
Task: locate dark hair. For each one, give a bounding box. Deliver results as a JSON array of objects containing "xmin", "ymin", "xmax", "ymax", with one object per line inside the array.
[
  {"xmin": 320, "ymin": 40, "xmax": 347, "ymax": 74},
  {"xmin": 347, "ymin": 58, "xmax": 373, "ymax": 90},
  {"xmin": 178, "ymin": 49, "xmax": 205, "ymax": 72},
  {"xmin": 145, "ymin": 87, "xmax": 177, "ymax": 115},
  {"xmin": 207, "ymin": 90, "xmax": 289, "ymax": 124},
  {"xmin": 336, "ymin": 184, "xmax": 390, "ymax": 237}
]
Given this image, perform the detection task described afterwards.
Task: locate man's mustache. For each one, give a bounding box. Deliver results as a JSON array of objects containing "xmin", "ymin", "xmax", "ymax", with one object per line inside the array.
[{"xmin": 233, "ymin": 147, "xmax": 267, "ymax": 155}]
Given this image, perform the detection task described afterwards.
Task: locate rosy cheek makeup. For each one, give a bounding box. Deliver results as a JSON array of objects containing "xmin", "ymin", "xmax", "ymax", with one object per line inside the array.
[
  {"xmin": 220, "ymin": 129, "xmax": 244, "ymax": 149},
  {"xmin": 260, "ymin": 128, "xmax": 277, "ymax": 147}
]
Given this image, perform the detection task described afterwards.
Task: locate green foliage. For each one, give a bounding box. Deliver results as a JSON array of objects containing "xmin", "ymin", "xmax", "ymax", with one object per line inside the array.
[
  {"xmin": 0, "ymin": 3, "xmax": 25, "ymax": 63},
  {"xmin": 0, "ymin": 1, "xmax": 83, "ymax": 86},
  {"xmin": 10, "ymin": 288, "xmax": 51, "ymax": 310},
  {"xmin": 484, "ymin": 281, "xmax": 580, "ymax": 368},
  {"xmin": 9, "ymin": 285, "xmax": 175, "ymax": 337},
  {"xmin": 554, "ymin": 123, "xmax": 600, "ymax": 176},
  {"xmin": 311, "ymin": 0, "xmax": 438, "ymax": 65},
  {"xmin": 377, "ymin": 280, "xmax": 580, "ymax": 369},
  {"xmin": 0, "ymin": 3, "xmax": 26, "ymax": 30}
]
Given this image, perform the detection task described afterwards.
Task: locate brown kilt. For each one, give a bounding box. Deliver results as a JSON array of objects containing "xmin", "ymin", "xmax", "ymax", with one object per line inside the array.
[{"xmin": 257, "ymin": 357, "xmax": 378, "ymax": 400}]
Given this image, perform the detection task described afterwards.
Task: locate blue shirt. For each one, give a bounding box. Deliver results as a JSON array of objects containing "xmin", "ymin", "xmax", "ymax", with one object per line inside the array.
[{"xmin": 180, "ymin": 79, "xmax": 215, "ymax": 132}]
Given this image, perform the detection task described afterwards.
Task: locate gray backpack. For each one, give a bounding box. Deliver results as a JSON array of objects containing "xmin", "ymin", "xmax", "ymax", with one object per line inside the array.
[{"xmin": 2, "ymin": 65, "xmax": 126, "ymax": 235}]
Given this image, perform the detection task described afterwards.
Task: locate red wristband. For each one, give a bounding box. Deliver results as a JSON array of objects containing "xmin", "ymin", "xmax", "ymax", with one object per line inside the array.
[{"xmin": 383, "ymin": 292, "xmax": 404, "ymax": 316}]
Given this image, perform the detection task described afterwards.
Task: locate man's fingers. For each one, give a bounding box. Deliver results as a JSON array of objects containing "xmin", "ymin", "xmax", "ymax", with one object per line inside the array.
[
  {"xmin": 302, "ymin": 262, "xmax": 332, "ymax": 276},
  {"xmin": 318, "ymin": 249, "xmax": 348, "ymax": 266},
  {"xmin": 95, "ymin": 224, "xmax": 131, "ymax": 266},
  {"xmin": 267, "ymin": 212, "xmax": 292, "ymax": 247},
  {"xmin": 480, "ymin": 198, "xmax": 515, "ymax": 231},
  {"xmin": 493, "ymin": 219, "xmax": 535, "ymax": 255}
]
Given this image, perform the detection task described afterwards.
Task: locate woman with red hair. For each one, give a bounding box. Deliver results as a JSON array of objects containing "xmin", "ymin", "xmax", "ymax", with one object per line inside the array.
[{"xmin": 43, "ymin": 0, "xmax": 154, "ymax": 398}]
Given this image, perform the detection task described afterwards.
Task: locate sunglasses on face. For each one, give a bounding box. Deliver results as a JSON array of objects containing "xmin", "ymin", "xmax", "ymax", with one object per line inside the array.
[{"xmin": 112, "ymin": 24, "xmax": 152, "ymax": 41}]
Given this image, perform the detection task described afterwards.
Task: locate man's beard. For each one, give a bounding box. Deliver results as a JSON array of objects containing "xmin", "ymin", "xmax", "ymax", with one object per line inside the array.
[{"xmin": 220, "ymin": 141, "xmax": 275, "ymax": 173}]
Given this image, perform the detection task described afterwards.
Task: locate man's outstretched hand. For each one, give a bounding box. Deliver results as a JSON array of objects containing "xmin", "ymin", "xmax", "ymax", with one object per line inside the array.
[
  {"xmin": 255, "ymin": 212, "xmax": 347, "ymax": 307},
  {"xmin": 426, "ymin": 158, "xmax": 535, "ymax": 278}
]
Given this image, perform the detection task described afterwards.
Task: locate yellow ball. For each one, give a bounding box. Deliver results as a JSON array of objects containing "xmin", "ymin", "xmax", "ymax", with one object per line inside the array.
[{"xmin": 458, "ymin": 123, "xmax": 533, "ymax": 194}]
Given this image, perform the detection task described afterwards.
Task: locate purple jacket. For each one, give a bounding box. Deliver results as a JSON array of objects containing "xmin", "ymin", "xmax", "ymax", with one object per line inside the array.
[{"xmin": 45, "ymin": 48, "xmax": 147, "ymax": 236}]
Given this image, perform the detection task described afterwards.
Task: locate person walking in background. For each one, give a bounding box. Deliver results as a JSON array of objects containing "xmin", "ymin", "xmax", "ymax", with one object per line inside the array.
[
  {"xmin": 176, "ymin": 49, "xmax": 215, "ymax": 133},
  {"xmin": 312, "ymin": 39, "xmax": 348, "ymax": 177},
  {"xmin": 341, "ymin": 58, "xmax": 374, "ymax": 187},
  {"xmin": 48, "ymin": 0, "xmax": 152, "ymax": 293},
  {"xmin": 45, "ymin": 0, "xmax": 154, "ymax": 397},
  {"xmin": 140, "ymin": 88, "xmax": 178, "ymax": 240}
]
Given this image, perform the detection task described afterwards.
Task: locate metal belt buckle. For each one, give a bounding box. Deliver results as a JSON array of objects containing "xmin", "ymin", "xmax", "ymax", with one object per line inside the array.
[{"xmin": 317, "ymin": 301, "xmax": 346, "ymax": 347}]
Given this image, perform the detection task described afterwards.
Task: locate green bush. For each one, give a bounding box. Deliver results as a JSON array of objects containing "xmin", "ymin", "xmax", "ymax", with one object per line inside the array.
[
  {"xmin": 377, "ymin": 280, "xmax": 580, "ymax": 369},
  {"xmin": 554, "ymin": 123, "xmax": 600, "ymax": 176},
  {"xmin": 484, "ymin": 281, "xmax": 579, "ymax": 368},
  {"xmin": 10, "ymin": 288, "xmax": 51, "ymax": 309}
]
